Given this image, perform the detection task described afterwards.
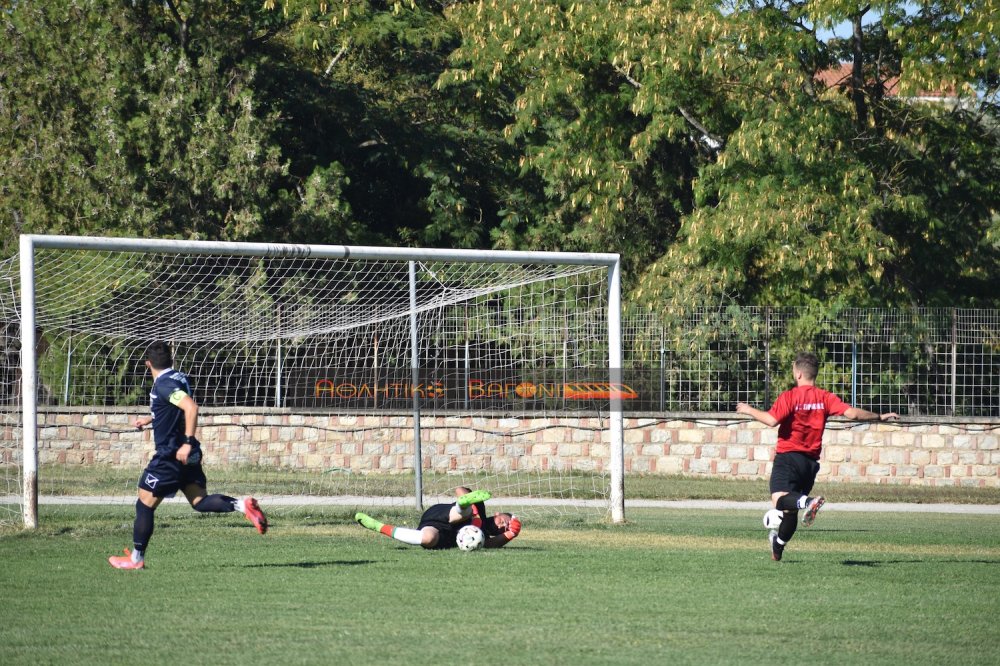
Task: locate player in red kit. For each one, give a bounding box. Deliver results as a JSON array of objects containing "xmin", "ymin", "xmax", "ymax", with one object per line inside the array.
[{"xmin": 737, "ymin": 352, "xmax": 898, "ymax": 561}]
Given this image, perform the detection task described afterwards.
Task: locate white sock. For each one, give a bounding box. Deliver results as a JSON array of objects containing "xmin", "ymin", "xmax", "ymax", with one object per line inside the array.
[
  {"xmin": 389, "ymin": 527, "xmax": 424, "ymax": 546},
  {"xmin": 236, "ymin": 497, "xmax": 246, "ymax": 513},
  {"xmin": 453, "ymin": 503, "xmax": 472, "ymax": 520},
  {"xmin": 132, "ymin": 548, "xmax": 144, "ymax": 563},
  {"xmin": 797, "ymin": 496, "xmax": 809, "ymax": 509}
]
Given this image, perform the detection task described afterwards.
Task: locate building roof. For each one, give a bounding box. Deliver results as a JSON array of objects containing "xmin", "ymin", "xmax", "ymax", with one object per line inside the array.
[{"xmin": 815, "ymin": 62, "xmax": 957, "ymax": 100}]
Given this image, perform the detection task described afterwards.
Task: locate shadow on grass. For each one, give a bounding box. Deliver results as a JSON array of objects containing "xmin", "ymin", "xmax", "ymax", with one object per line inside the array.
[
  {"xmin": 235, "ymin": 560, "xmax": 378, "ymax": 569},
  {"xmin": 843, "ymin": 559, "xmax": 1000, "ymax": 567}
]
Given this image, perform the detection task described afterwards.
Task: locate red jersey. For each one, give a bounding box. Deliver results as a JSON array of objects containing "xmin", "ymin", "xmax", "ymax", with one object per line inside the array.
[{"xmin": 768, "ymin": 385, "xmax": 850, "ymax": 459}]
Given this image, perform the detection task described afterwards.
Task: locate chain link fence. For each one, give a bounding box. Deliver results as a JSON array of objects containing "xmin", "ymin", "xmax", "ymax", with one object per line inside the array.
[
  {"xmin": 622, "ymin": 307, "xmax": 1000, "ymax": 416},
  {"xmin": 2, "ymin": 300, "xmax": 999, "ymax": 416}
]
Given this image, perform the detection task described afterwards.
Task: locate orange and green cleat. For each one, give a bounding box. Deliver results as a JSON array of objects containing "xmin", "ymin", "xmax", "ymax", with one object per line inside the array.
[{"xmin": 355, "ymin": 512, "xmax": 384, "ymax": 532}]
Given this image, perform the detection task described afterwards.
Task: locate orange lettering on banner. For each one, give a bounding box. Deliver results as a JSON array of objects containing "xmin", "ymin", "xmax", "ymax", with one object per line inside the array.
[
  {"xmin": 537, "ymin": 383, "xmax": 559, "ymax": 398},
  {"xmin": 315, "ymin": 379, "xmax": 336, "ymax": 397}
]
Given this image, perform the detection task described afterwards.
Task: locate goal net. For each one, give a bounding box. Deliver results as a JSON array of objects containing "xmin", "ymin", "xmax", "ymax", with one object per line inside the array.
[{"xmin": 2, "ymin": 236, "xmax": 624, "ymax": 528}]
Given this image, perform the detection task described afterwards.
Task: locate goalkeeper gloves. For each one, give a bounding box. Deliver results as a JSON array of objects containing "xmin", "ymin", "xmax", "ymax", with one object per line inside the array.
[{"xmin": 504, "ymin": 515, "xmax": 522, "ymax": 541}]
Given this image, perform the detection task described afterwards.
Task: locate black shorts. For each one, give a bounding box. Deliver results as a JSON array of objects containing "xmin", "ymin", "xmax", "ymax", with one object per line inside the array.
[
  {"xmin": 419, "ymin": 503, "xmax": 459, "ymax": 549},
  {"xmin": 769, "ymin": 451, "xmax": 820, "ymax": 496},
  {"xmin": 138, "ymin": 452, "xmax": 208, "ymax": 498}
]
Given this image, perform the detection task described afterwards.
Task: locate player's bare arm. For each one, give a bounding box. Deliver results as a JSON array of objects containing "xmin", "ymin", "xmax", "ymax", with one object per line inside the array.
[
  {"xmin": 844, "ymin": 407, "xmax": 899, "ymax": 422},
  {"xmin": 736, "ymin": 402, "xmax": 778, "ymax": 427}
]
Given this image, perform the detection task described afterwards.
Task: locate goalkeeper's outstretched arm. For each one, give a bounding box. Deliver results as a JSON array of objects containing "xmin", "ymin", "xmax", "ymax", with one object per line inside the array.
[{"xmin": 485, "ymin": 513, "xmax": 521, "ymax": 548}]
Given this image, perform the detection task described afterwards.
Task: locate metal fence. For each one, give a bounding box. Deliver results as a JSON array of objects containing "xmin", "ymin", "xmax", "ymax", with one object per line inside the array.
[
  {"xmin": 2, "ymin": 305, "xmax": 999, "ymax": 417},
  {"xmin": 622, "ymin": 307, "xmax": 1000, "ymax": 416}
]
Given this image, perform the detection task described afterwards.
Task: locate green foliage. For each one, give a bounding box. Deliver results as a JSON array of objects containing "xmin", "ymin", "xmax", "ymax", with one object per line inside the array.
[
  {"xmin": 0, "ymin": 0, "xmax": 373, "ymax": 254},
  {"xmin": 1, "ymin": 1, "xmax": 297, "ymax": 250},
  {"xmin": 441, "ymin": 0, "xmax": 706, "ymax": 276},
  {"xmin": 2, "ymin": 0, "xmax": 997, "ymax": 314},
  {"xmin": 263, "ymin": 0, "xmax": 513, "ymax": 248},
  {"xmin": 632, "ymin": 0, "xmax": 1000, "ymax": 311}
]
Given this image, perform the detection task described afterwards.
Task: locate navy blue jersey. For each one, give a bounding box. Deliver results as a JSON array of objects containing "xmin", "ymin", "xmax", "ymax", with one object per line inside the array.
[{"xmin": 148, "ymin": 368, "xmax": 192, "ymax": 455}]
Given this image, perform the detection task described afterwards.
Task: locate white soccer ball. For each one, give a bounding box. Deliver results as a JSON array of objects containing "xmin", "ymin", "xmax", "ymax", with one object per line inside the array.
[
  {"xmin": 456, "ymin": 524, "xmax": 485, "ymax": 551},
  {"xmin": 763, "ymin": 509, "xmax": 783, "ymax": 530}
]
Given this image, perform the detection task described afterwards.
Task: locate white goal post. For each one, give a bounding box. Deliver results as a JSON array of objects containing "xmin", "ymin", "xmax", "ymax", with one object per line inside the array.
[{"xmin": 10, "ymin": 234, "xmax": 624, "ymax": 528}]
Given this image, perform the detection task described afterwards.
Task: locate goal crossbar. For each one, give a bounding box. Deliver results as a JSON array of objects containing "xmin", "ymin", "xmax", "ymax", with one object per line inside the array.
[{"xmin": 24, "ymin": 234, "xmax": 620, "ymax": 266}]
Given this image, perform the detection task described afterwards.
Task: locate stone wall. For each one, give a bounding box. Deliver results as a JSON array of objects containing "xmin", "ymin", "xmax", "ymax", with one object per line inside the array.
[{"xmin": 7, "ymin": 408, "xmax": 998, "ymax": 487}]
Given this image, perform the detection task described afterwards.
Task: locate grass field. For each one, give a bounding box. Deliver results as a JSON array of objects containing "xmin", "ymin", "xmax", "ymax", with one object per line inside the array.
[{"xmin": 1, "ymin": 504, "xmax": 998, "ymax": 665}]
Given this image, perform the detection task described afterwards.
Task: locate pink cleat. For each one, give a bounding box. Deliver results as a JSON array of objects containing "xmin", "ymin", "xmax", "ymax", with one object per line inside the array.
[
  {"xmin": 108, "ymin": 548, "xmax": 144, "ymax": 570},
  {"xmin": 242, "ymin": 496, "xmax": 268, "ymax": 534}
]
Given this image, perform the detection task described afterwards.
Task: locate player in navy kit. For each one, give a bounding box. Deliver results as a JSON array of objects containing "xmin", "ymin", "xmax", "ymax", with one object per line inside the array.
[
  {"xmin": 109, "ymin": 342, "xmax": 268, "ymax": 569},
  {"xmin": 355, "ymin": 487, "xmax": 522, "ymax": 549}
]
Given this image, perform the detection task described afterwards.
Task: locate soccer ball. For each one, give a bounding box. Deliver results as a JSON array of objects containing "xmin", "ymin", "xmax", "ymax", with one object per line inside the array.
[
  {"xmin": 456, "ymin": 524, "xmax": 485, "ymax": 551},
  {"xmin": 763, "ymin": 509, "xmax": 783, "ymax": 530}
]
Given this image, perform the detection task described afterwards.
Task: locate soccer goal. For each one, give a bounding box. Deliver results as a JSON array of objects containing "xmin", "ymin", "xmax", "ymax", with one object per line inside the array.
[{"xmin": 2, "ymin": 235, "xmax": 624, "ymax": 528}]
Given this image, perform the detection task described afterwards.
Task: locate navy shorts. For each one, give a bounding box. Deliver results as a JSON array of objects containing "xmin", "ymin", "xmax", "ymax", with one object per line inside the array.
[
  {"xmin": 138, "ymin": 452, "xmax": 208, "ymax": 498},
  {"xmin": 769, "ymin": 451, "xmax": 820, "ymax": 496},
  {"xmin": 419, "ymin": 503, "xmax": 460, "ymax": 549}
]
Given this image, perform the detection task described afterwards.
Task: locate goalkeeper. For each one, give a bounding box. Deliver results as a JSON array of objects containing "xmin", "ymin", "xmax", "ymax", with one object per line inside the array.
[
  {"xmin": 108, "ymin": 342, "xmax": 268, "ymax": 570},
  {"xmin": 356, "ymin": 487, "xmax": 522, "ymax": 549}
]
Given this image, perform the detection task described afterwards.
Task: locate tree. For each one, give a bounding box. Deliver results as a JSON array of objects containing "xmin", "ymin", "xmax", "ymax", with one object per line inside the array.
[
  {"xmin": 3, "ymin": 0, "xmax": 996, "ymax": 311},
  {"xmin": 0, "ymin": 0, "xmax": 358, "ymax": 256},
  {"xmin": 636, "ymin": 0, "xmax": 1000, "ymax": 308},
  {"xmin": 441, "ymin": 0, "xmax": 711, "ymax": 277},
  {"xmin": 440, "ymin": 0, "xmax": 999, "ymax": 307},
  {"xmin": 256, "ymin": 0, "xmax": 524, "ymax": 249}
]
